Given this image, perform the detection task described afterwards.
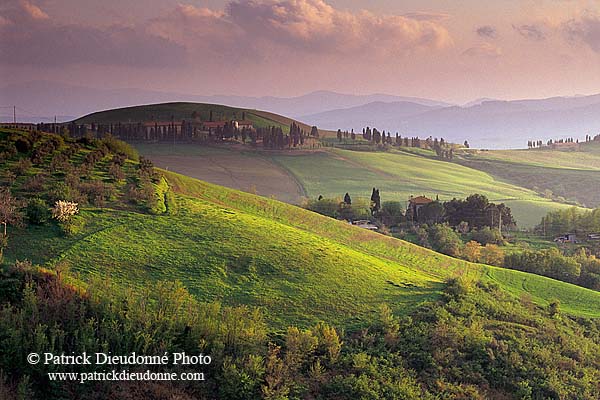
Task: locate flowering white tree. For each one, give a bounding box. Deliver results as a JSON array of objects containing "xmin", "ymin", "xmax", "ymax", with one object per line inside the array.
[
  {"xmin": 52, "ymin": 200, "xmax": 79, "ymax": 223},
  {"xmin": 0, "ymin": 188, "xmax": 22, "ymax": 238}
]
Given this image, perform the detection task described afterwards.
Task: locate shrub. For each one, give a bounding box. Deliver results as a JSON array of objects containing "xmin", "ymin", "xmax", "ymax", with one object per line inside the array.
[
  {"xmin": 138, "ymin": 156, "xmax": 157, "ymax": 180},
  {"xmin": 125, "ymin": 183, "xmax": 144, "ymax": 204},
  {"xmin": 48, "ymin": 182, "xmax": 86, "ymax": 205},
  {"xmin": 444, "ymin": 277, "xmax": 472, "ymax": 300},
  {"xmin": 548, "ymin": 299, "xmax": 560, "ymax": 316},
  {"xmin": 380, "ymin": 201, "xmax": 405, "ymax": 226},
  {"xmin": 50, "ymin": 153, "xmax": 70, "ymax": 173},
  {"xmin": 428, "ymin": 224, "xmax": 463, "ymax": 257},
  {"xmin": 26, "ymin": 198, "xmax": 50, "ymax": 225},
  {"xmin": 462, "ymin": 241, "xmax": 482, "ymax": 262},
  {"xmin": 103, "ymin": 135, "xmax": 139, "ymax": 161},
  {"xmin": 504, "ymin": 248, "xmax": 581, "ymax": 282},
  {"xmin": 108, "ymin": 163, "xmax": 125, "ymax": 181},
  {"xmin": 60, "ymin": 215, "xmax": 85, "ymax": 236},
  {"xmin": 337, "ymin": 198, "xmax": 371, "ymax": 221},
  {"xmin": 165, "ymin": 187, "xmax": 177, "ymax": 215},
  {"xmin": 472, "ymin": 227, "xmax": 504, "ymax": 245},
  {"xmin": 11, "ymin": 158, "xmax": 32, "ymax": 176},
  {"xmin": 80, "ymin": 180, "xmax": 114, "ymax": 206},
  {"xmin": 479, "ymin": 244, "xmax": 504, "ymax": 266},
  {"xmin": 23, "ymin": 174, "xmax": 46, "ymax": 192},
  {"xmin": 14, "ymin": 138, "xmax": 31, "ymax": 153},
  {"xmin": 305, "ymin": 197, "xmax": 339, "ymax": 218}
]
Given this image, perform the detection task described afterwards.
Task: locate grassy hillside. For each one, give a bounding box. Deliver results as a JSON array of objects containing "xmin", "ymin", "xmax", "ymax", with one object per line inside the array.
[
  {"xmin": 461, "ymin": 145, "xmax": 600, "ymax": 208},
  {"xmin": 135, "ymin": 143, "xmax": 305, "ymax": 203},
  {"xmin": 6, "ymin": 170, "xmax": 600, "ymax": 328},
  {"xmin": 162, "ymin": 171, "xmax": 600, "ymax": 319},
  {"xmin": 4, "ymin": 127, "xmax": 600, "ymax": 329},
  {"xmin": 75, "ymin": 102, "xmax": 295, "ymax": 132},
  {"xmin": 269, "ymin": 148, "xmax": 581, "ymax": 228},
  {"xmin": 4, "ymin": 128, "xmax": 600, "ymax": 399}
]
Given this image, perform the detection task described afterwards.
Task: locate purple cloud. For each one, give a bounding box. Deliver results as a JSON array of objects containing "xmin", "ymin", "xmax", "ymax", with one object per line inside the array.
[
  {"xmin": 563, "ymin": 13, "xmax": 600, "ymax": 53},
  {"xmin": 512, "ymin": 24, "xmax": 546, "ymax": 41},
  {"xmin": 476, "ymin": 25, "xmax": 497, "ymax": 39}
]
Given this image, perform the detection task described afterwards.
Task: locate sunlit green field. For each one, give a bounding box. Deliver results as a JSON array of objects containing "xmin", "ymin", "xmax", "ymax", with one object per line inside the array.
[
  {"xmin": 271, "ymin": 148, "xmax": 582, "ymax": 228},
  {"xmin": 9, "ymin": 170, "xmax": 600, "ymax": 329},
  {"xmin": 472, "ymin": 143, "xmax": 600, "ymax": 170}
]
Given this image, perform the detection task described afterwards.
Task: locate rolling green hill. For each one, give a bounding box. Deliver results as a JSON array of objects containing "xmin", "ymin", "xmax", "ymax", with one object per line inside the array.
[
  {"xmin": 4, "ymin": 127, "xmax": 600, "ymax": 328},
  {"xmin": 74, "ymin": 102, "xmax": 319, "ymax": 134},
  {"xmin": 11, "ymin": 169, "xmax": 600, "ymax": 329},
  {"xmin": 134, "ymin": 144, "xmax": 582, "ymax": 228},
  {"xmin": 4, "ymin": 127, "xmax": 600, "ymax": 399},
  {"xmin": 269, "ymin": 148, "xmax": 583, "ymax": 228},
  {"xmin": 460, "ymin": 145, "xmax": 600, "ymax": 208}
]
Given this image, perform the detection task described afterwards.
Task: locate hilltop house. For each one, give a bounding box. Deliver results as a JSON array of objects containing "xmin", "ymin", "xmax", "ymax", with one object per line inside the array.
[
  {"xmin": 232, "ymin": 120, "xmax": 254, "ymax": 130},
  {"xmin": 201, "ymin": 120, "xmax": 254, "ymax": 131}
]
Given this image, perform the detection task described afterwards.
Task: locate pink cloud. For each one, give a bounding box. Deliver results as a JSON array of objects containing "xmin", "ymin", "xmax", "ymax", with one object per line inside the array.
[
  {"xmin": 19, "ymin": 0, "xmax": 48, "ymax": 20},
  {"xmin": 0, "ymin": 0, "xmax": 186, "ymax": 67},
  {"xmin": 146, "ymin": 0, "xmax": 453, "ymax": 61},
  {"xmin": 226, "ymin": 0, "xmax": 453, "ymax": 54},
  {"xmin": 462, "ymin": 43, "xmax": 502, "ymax": 58}
]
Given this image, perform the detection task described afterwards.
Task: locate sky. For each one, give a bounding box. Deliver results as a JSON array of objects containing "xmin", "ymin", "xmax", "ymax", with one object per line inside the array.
[{"xmin": 1, "ymin": 0, "xmax": 600, "ymax": 103}]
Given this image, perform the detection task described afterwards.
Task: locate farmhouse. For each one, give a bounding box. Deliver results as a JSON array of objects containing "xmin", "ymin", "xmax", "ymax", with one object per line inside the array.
[
  {"xmin": 408, "ymin": 195, "xmax": 433, "ymax": 218},
  {"xmin": 201, "ymin": 120, "xmax": 254, "ymax": 131},
  {"xmin": 232, "ymin": 120, "xmax": 254, "ymax": 130},
  {"xmin": 554, "ymin": 233, "xmax": 577, "ymax": 243},
  {"xmin": 352, "ymin": 220, "xmax": 378, "ymax": 231}
]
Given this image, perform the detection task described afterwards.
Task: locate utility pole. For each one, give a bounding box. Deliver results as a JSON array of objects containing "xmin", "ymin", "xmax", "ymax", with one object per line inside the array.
[
  {"xmin": 499, "ymin": 210, "xmax": 502, "ymax": 235},
  {"xmin": 13, "ymin": 106, "xmax": 16, "ymax": 124}
]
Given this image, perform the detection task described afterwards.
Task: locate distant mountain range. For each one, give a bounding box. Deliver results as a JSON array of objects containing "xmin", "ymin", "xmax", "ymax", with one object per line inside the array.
[
  {"xmin": 2, "ymin": 80, "xmax": 600, "ymax": 148},
  {"xmin": 301, "ymin": 96, "xmax": 600, "ymax": 149},
  {"xmin": 0, "ymin": 81, "xmax": 450, "ymax": 123}
]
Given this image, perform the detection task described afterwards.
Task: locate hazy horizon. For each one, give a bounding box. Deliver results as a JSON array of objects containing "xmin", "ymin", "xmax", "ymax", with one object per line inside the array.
[{"xmin": 3, "ymin": 79, "xmax": 600, "ymax": 106}]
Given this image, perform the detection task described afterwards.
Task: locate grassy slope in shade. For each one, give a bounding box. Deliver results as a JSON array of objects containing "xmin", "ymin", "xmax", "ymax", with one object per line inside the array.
[{"xmin": 270, "ymin": 148, "xmax": 581, "ymax": 227}]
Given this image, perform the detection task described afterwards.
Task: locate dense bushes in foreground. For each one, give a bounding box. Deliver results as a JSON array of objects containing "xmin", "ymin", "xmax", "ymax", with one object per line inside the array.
[{"xmin": 1, "ymin": 262, "xmax": 599, "ymax": 399}]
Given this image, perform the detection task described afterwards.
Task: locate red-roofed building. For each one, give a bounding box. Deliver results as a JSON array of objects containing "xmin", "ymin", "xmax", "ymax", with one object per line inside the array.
[{"xmin": 408, "ymin": 195, "xmax": 433, "ymax": 219}]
